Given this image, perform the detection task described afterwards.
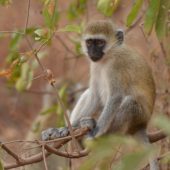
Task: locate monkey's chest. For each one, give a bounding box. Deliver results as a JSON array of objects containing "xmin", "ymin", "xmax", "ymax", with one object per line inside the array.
[
  {"xmin": 96, "ymin": 75, "xmax": 111, "ymax": 105},
  {"xmin": 96, "ymin": 72, "xmax": 121, "ymax": 106},
  {"xmin": 98, "ymin": 81, "xmax": 109, "ymax": 105}
]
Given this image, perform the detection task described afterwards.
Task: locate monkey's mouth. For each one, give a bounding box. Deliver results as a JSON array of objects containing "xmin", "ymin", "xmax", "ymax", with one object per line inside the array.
[{"xmin": 90, "ymin": 56, "xmax": 103, "ymax": 62}]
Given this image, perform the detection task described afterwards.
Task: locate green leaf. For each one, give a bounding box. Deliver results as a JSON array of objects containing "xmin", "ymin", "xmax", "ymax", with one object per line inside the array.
[
  {"xmin": 0, "ymin": 159, "xmax": 4, "ymax": 170},
  {"xmin": 40, "ymin": 105, "xmax": 57, "ymax": 115},
  {"xmin": 116, "ymin": 150, "xmax": 151, "ymax": 170},
  {"xmin": 6, "ymin": 32, "xmax": 22, "ymax": 63},
  {"xmin": 75, "ymin": 42, "xmax": 82, "ymax": 55},
  {"xmin": 153, "ymin": 115, "xmax": 170, "ymax": 135},
  {"xmin": 80, "ymin": 136, "xmax": 138, "ymax": 170},
  {"xmin": 155, "ymin": 0, "xmax": 170, "ymax": 40},
  {"xmin": 7, "ymin": 61, "xmax": 21, "ymax": 86},
  {"xmin": 15, "ymin": 63, "xmax": 33, "ymax": 92},
  {"xmin": 9, "ymin": 33, "xmax": 22, "ymax": 51},
  {"xmin": 126, "ymin": 0, "xmax": 144, "ymax": 27},
  {"xmin": 0, "ymin": 0, "xmax": 12, "ymax": 5},
  {"xmin": 58, "ymin": 24, "xmax": 82, "ymax": 34},
  {"xmin": 42, "ymin": 0, "xmax": 59, "ymax": 29},
  {"xmin": 97, "ymin": 0, "xmax": 121, "ymax": 17},
  {"xmin": 144, "ymin": 0, "xmax": 160, "ymax": 35},
  {"xmin": 25, "ymin": 27, "xmax": 37, "ymax": 35},
  {"xmin": 56, "ymin": 84, "xmax": 68, "ymax": 116},
  {"xmin": 32, "ymin": 121, "xmax": 41, "ymax": 133},
  {"xmin": 34, "ymin": 28, "xmax": 51, "ymax": 42},
  {"xmin": 67, "ymin": 0, "xmax": 87, "ymax": 20}
]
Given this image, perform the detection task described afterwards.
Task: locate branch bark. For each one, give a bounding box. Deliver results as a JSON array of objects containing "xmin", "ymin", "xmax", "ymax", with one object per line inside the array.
[
  {"xmin": 2, "ymin": 128, "xmax": 167, "ymax": 170},
  {"xmin": 3, "ymin": 127, "xmax": 89, "ymax": 170},
  {"xmin": 148, "ymin": 130, "xmax": 166, "ymax": 143}
]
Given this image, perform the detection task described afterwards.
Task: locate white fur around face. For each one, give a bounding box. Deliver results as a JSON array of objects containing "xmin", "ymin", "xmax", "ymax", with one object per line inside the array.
[
  {"xmin": 82, "ymin": 34, "xmax": 107, "ymax": 41},
  {"xmin": 81, "ymin": 40, "xmax": 88, "ymax": 57}
]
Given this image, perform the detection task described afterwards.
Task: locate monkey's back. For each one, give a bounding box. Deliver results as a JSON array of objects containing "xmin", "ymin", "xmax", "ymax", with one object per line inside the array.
[{"xmin": 110, "ymin": 45, "xmax": 155, "ymax": 131}]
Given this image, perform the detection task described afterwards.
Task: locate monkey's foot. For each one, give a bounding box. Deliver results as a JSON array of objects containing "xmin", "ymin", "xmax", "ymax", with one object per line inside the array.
[
  {"xmin": 79, "ymin": 117, "xmax": 96, "ymax": 131},
  {"xmin": 41, "ymin": 127, "xmax": 69, "ymax": 141}
]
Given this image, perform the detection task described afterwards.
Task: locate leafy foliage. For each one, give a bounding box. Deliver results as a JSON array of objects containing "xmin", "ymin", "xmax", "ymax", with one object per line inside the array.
[
  {"xmin": 97, "ymin": 0, "xmax": 121, "ymax": 17},
  {"xmin": 126, "ymin": 0, "xmax": 144, "ymax": 27},
  {"xmin": 127, "ymin": 0, "xmax": 170, "ymax": 39},
  {"xmin": 153, "ymin": 115, "xmax": 170, "ymax": 135},
  {"xmin": 67, "ymin": 0, "xmax": 87, "ymax": 20},
  {"xmin": 40, "ymin": 84, "xmax": 68, "ymax": 126},
  {"xmin": 42, "ymin": 0, "xmax": 59, "ymax": 30},
  {"xmin": 0, "ymin": 0, "xmax": 11, "ymax": 5},
  {"xmin": 34, "ymin": 28, "xmax": 51, "ymax": 43},
  {"xmin": 0, "ymin": 159, "xmax": 4, "ymax": 170},
  {"xmin": 58, "ymin": 24, "xmax": 83, "ymax": 34},
  {"xmin": 80, "ymin": 135, "xmax": 153, "ymax": 170},
  {"xmin": 144, "ymin": 0, "xmax": 160, "ymax": 35},
  {"xmin": 7, "ymin": 32, "xmax": 22, "ymax": 63},
  {"xmin": 15, "ymin": 63, "xmax": 33, "ymax": 92},
  {"xmin": 155, "ymin": 0, "xmax": 170, "ymax": 39}
]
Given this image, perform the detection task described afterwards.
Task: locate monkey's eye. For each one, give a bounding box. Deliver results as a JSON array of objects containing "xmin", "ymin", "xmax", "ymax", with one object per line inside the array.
[
  {"xmin": 86, "ymin": 39, "xmax": 93, "ymax": 46},
  {"xmin": 97, "ymin": 39, "xmax": 106, "ymax": 47}
]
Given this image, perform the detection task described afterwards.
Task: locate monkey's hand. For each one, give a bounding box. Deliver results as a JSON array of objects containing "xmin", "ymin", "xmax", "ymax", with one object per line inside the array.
[
  {"xmin": 41, "ymin": 127, "xmax": 69, "ymax": 141},
  {"xmin": 79, "ymin": 117, "xmax": 96, "ymax": 139}
]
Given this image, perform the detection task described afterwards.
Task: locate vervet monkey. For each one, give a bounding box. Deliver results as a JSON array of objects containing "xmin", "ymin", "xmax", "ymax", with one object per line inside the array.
[{"xmin": 42, "ymin": 20, "xmax": 159, "ymax": 170}]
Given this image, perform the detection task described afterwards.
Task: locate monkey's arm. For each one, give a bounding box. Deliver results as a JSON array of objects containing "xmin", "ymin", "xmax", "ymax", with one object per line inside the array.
[
  {"xmin": 41, "ymin": 89, "xmax": 99, "ymax": 140},
  {"xmin": 94, "ymin": 95, "xmax": 122, "ymax": 137},
  {"xmin": 70, "ymin": 89, "xmax": 99, "ymax": 127}
]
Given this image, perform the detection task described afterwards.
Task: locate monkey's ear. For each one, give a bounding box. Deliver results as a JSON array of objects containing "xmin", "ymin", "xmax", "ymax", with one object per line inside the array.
[{"xmin": 115, "ymin": 29, "xmax": 124, "ymax": 44}]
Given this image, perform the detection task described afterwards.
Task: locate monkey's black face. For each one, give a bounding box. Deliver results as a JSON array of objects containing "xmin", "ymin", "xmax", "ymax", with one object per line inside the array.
[{"xmin": 86, "ymin": 39, "xmax": 106, "ymax": 62}]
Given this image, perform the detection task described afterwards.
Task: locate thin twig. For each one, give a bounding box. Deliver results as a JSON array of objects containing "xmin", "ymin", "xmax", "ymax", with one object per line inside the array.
[
  {"xmin": 32, "ymin": 72, "xmax": 46, "ymax": 80},
  {"xmin": 144, "ymin": 152, "xmax": 170, "ymax": 169},
  {"xmin": 42, "ymin": 145, "xmax": 48, "ymax": 170},
  {"xmin": 24, "ymin": 90, "xmax": 57, "ymax": 95},
  {"xmin": 55, "ymin": 35, "xmax": 77, "ymax": 57},
  {"xmin": 24, "ymin": 0, "xmax": 31, "ymax": 33},
  {"xmin": 159, "ymin": 41, "xmax": 167, "ymax": 59},
  {"xmin": 3, "ymin": 127, "xmax": 89, "ymax": 170},
  {"xmin": 50, "ymin": 84, "xmax": 81, "ymax": 152},
  {"xmin": 139, "ymin": 23, "xmax": 149, "ymax": 43},
  {"xmin": 1, "ymin": 144, "xmax": 21, "ymax": 162},
  {"xmin": 125, "ymin": 15, "xmax": 143, "ymax": 34},
  {"xmin": 0, "ymin": 31, "xmax": 24, "ymax": 35},
  {"xmin": 45, "ymin": 145, "xmax": 89, "ymax": 158},
  {"xmin": 25, "ymin": 36, "xmax": 46, "ymax": 71},
  {"xmin": 2, "ymin": 140, "xmax": 38, "ymax": 145}
]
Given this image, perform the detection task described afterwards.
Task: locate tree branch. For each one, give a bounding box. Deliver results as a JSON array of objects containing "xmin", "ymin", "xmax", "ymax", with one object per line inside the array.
[
  {"xmin": 3, "ymin": 127, "xmax": 89, "ymax": 170},
  {"xmin": 148, "ymin": 130, "xmax": 167, "ymax": 143}
]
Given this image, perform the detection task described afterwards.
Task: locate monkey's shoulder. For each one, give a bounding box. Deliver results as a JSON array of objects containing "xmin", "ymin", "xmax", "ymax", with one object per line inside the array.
[{"xmin": 111, "ymin": 46, "xmax": 150, "ymax": 72}]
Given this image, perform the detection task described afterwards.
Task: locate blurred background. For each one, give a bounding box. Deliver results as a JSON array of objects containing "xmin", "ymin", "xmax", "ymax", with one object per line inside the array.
[{"xmin": 0, "ymin": 0, "xmax": 170, "ymax": 169}]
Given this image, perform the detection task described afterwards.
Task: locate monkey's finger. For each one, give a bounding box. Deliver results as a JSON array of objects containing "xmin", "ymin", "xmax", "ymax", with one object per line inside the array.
[
  {"xmin": 41, "ymin": 128, "xmax": 54, "ymax": 140},
  {"xmin": 80, "ymin": 117, "xmax": 96, "ymax": 130},
  {"xmin": 41, "ymin": 128, "xmax": 60, "ymax": 140},
  {"xmin": 58, "ymin": 127, "xmax": 69, "ymax": 137}
]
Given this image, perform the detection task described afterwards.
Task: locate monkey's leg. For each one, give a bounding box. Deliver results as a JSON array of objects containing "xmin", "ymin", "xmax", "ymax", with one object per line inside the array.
[
  {"xmin": 134, "ymin": 129, "xmax": 160, "ymax": 170},
  {"xmin": 94, "ymin": 95, "xmax": 142, "ymax": 137},
  {"xmin": 109, "ymin": 96, "xmax": 159, "ymax": 170},
  {"xmin": 91, "ymin": 95, "xmax": 122, "ymax": 137}
]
